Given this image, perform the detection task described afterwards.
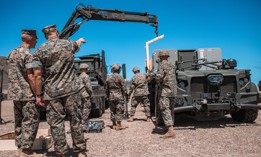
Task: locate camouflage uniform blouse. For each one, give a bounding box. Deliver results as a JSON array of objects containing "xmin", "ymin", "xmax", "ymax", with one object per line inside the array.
[
  {"xmin": 106, "ymin": 73, "xmax": 127, "ymax": 100},
  {"xmin": 78, "ymin": 72, "xmax": 92, "ymax": 98},
  {"xmin": 34, "ymin": 36, "xmax": 80, "ymax": 100},
  {"xmin": 156, "ymin": 60, "xmax": 177, "ymax": 97},
  {"xmin": 129, "ymin": 73, "xmax": 149, "ymax": 97},
  {"xmin": 7, "ymin": 45, "xmax": 37, "ymax": 101}
]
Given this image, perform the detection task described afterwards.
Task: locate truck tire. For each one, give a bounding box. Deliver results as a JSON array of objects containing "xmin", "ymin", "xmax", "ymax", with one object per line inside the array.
[
  {"xmin": 101, "ymin": 97, "xmax": 105, "ymax": 113},
  {"xmin": 105, "ymin": 99, "xmax": 110, "ymax": 109},
  {"xmin": 231, "ymin": 109, "xmax": 258, "ymax": 123},
  {"xmin": 231, "ymin": 82, "xmax": 259, "ymax": 123}
]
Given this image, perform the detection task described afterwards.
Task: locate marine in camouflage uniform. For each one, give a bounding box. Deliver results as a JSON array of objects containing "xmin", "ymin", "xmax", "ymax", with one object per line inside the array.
[
  {"xmin": 155, "ymin": 50, "xmax": 177, "ymax": 138},
  {"xmin": 106, "ymin": 64, "xmax": 127, "ymax": 130},
  {"xmin": 127, "ymin": 66, "xmax": 151, "ymax": 122},
  {"xmin": 78, "ymin": 63, "xmax": 93, "ymax": 131},
  {"xmin": 33, "ymin": 25, "xmax": 87, "ymax": 156},
  {"xmin": 7, "ymin": 30, "xmax": 43, "ymax": 156}
]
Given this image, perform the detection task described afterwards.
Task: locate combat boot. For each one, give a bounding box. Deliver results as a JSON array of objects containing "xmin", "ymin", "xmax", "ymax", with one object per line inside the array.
[
  {"xmin": 160, "ymin": 126, "xmax": 176, "ymax": 138},
  {"xmin": 15, "ymin": 148, "xmax": 22, "ymax": 157},
  {"xmin": 127, "ymin": 116, "xmax": 134, "ymax": 122},
  {"xmin": 20, "ymin": 149, "xmax": 44, "ymax": 157},
  {"xmin": 146, "ymin": 116, "xmax": 151, "ymax": 122},
  {"xmin": 116, "ymin": 121, "xmax": 128, "ymax": 130},
  {"xmin": 78, "ymin": 151, "xmax": 87, "ymax": 157},
  {"xmin": 112, "ymin": 121, "xmax": 117, "ymax": 130}
]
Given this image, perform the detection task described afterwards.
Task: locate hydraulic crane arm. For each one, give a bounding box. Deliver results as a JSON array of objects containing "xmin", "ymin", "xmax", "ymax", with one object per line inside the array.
[{"xmin": 60, "ymin": 4, "xmax": 158, "ymax": 39}]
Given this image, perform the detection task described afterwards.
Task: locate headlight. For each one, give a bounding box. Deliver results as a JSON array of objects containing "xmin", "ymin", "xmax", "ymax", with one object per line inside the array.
[
  {"xmin": 239, "ymin": 77, "xmax": 250, "ymax": 89},
  {"xmin": 243, "ymin": 78, "xmax": 249, "ymax": 83},
  {"xmin": 207, "ymin": 75, "xmax": 224, "ymax": 85}
]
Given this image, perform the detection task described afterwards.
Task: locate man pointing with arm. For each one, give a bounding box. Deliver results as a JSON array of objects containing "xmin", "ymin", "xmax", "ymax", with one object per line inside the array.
[{"xmin": 34, "ymin": 24, "xmax": 87, "ymax": 157}]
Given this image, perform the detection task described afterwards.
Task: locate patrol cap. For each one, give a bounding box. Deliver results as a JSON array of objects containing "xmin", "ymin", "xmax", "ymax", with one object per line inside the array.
[
  {"xmin": 111, "ymin": 64, "xmax": 121, "ymax": 72},
  {"xmin": 21, "ymin": 29, "xmax": 38, "ymax": 39},
  {"xmin": 132, "ymin": 66, "xmax": 140, "ymax": 73},
  {"xmin": 80, "ymin": 63, "xmax": 88, "ymax": 69},
  {"xmin": 42, "ymin": 24, "xmax": 57, "ymax": 34},
  {"xmin": 158, "ymin": 50, "xmax": 170, "ymax": 57}
]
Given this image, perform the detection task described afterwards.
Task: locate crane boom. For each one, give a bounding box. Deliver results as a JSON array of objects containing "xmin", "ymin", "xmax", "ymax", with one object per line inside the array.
[{"xmin": 60, "ymin": 5, "xmax": 158, "ymax": 39}]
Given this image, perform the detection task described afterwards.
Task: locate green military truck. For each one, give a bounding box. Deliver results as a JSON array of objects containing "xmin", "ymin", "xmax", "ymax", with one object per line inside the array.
[{"xmin": 149, "ymin": 48, "xmax": 261, "ymax": 125}]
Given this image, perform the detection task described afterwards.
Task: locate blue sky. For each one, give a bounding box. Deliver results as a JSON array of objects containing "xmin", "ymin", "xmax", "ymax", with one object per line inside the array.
[{"xmin": 0, "ymin": 0, "xmax": 261, "ymax": 83}]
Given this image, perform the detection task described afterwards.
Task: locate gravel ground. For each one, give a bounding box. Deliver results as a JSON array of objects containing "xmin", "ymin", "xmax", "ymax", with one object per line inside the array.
[{"xmin": 0, "ymin": 100, "xmax": 261, "ymax": 157}]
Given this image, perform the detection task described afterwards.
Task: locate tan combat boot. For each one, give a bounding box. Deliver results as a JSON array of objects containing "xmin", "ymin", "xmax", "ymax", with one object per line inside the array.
[
  {"xmin": 112, "ymin": 121, "xmax": 117, "ymax": 130},
  {"xmin": 160, "ymin": 126, "xmax": 176, "ymax": 138},
  {"xmin": 15, "ymin": 148, "xmax": 22, "ymax": 157},
  {"xmin": 20, "ymin": 148, "xmax": 44, "ymax": 157},
  {"xmin": 78, "ymin": 151, "xmax": 87, "ymax": 157},
  {"xmin": 116, "ymin": 121, "xmax": 128, "ymax": 130},
  {"xmin": 127, "ymin": 116, "xmax": 134, "ymax": 122},
  {"xmin": 147, "ymin": 116, "xmax": 151, "ymax": 122}
]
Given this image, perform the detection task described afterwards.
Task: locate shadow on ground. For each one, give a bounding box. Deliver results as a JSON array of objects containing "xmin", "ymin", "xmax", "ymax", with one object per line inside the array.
[{"xmin": 173, "ymin": 114, "xmax": 260, "ymax": 130}]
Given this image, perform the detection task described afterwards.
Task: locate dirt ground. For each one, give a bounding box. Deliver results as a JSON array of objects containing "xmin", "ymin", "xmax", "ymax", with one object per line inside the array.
[{"xmin": 0, "ymin": 100, "xmax": 261, "ymax": 157}]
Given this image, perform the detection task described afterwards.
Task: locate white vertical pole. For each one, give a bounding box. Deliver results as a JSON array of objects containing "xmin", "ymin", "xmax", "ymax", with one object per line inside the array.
[{"xmin": 145, "ymin": 34, "xmax": 164, "ymax": 71}]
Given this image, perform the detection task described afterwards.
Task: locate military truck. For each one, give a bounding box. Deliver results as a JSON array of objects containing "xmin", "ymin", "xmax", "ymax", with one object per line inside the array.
[{"xmin": 149, "ymin": 48, "xmax": 261, "ymax": 125}]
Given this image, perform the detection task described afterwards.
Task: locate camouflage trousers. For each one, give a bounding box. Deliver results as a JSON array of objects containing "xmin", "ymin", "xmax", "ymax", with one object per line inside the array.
[
  {"xmin": 81, "ymin": 97, "xmax": 91, "ymax": 123},
  {"xmin": 109, "ymin": 99, "xmax": 125, "ymax": 122},
  {"xmin": 46, "ymin": 93, "xmax": 86, "ymax": 155},
  {"xmin": 13, "ymin": 100, "xmax": 39, "ymax": 149},
  {"xmin": 130, "ymin": 96, "xmax": 151, "ymax": 117},
  {"xmin": 159, "ymin": 96, "xmax": 175, "ymax": 126}
]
